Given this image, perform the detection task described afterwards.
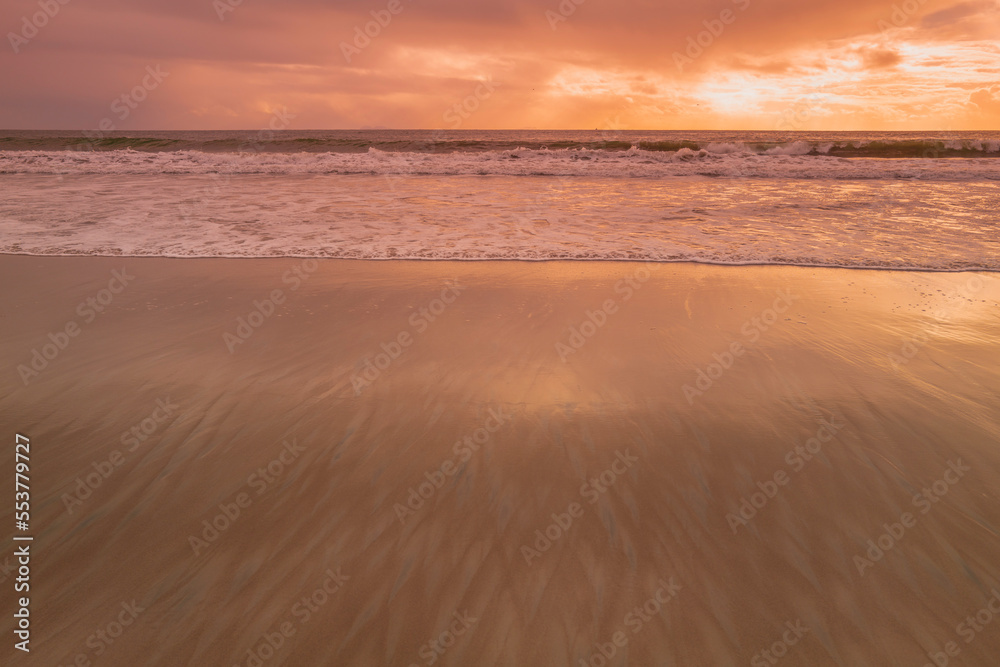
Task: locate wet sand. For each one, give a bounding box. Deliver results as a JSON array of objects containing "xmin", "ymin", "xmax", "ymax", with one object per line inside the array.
[{"xmin": 1, "ymin": 256, "xmax": 999, "ymax": 666}]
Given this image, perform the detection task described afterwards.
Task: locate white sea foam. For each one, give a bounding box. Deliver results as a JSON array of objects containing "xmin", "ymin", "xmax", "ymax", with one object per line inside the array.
[
  {"xmin": 764, "ymin": 141, "xmax": 813, "ymax": 155},
  {"xmin": 3, "ymin": 130, "xmax": 998, "ymax": 270},
  {"xmin": 1, "ymin": 172, "xmax": 997, "ymax": 271},
  {"xmin": 704, "ymin": 142, "xmax": 754, "ymax": 155}
]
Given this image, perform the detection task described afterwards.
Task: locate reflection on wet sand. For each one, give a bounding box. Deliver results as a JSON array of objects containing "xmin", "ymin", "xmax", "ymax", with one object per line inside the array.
[{"xmin": 1, "ymin": 257, "xmax": 998, "ymax": 666}]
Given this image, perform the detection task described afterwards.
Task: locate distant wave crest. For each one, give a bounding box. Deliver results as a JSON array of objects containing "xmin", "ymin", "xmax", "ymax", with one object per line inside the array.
[
  {"xmin": 2, "ymin": 135, "xmax": 1000, "ymax": 158},
  {"xmin": 2, "ymin": 148, "xmax": 999, "ymax": 180}
]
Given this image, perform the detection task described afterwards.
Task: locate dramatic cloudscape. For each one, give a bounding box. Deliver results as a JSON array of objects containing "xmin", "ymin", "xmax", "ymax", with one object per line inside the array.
[{"xmin": 1, "ymin": 0, "xmax": 998, "ymax": 129}]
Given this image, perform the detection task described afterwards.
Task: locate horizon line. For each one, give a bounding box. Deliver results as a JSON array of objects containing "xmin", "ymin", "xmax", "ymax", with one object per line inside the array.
[{"xmin": 2, "ymin": 128, "xmax": 997, "ymax": 133}]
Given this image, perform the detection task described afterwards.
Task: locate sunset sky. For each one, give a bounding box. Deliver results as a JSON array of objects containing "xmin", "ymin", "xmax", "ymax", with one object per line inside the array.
[{"xmin": 1, "ymin": 0, "xmax": 998, "ymax": 130}]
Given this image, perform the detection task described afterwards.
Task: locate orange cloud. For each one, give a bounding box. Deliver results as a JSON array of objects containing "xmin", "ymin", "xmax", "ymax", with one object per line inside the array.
[
  {"xmin": 970, "ymin": 85, "xmax": 1000, "ymax": 117},
  {"xmin": 0, "ymin": 0, "xmax": 997, "ymax": 129},
  {"xmin": 860, "ymin": 48, "xmax": 903, "ymax": 69}
]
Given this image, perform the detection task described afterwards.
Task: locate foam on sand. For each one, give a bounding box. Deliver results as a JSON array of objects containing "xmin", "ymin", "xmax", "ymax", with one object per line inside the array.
[{"xmin": 2, "ymin": 173, "xmax": 997, "ymax": 271}]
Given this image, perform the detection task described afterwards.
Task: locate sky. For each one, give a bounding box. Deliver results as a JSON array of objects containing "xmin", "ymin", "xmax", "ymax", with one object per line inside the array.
[{"xmin": 0, "ymin": 0, "xmax": 998, "ymax": 130}]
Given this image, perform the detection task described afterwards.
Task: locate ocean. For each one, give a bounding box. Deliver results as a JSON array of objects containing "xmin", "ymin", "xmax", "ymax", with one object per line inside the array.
[
  {"xmin": 2, "ymin": 129, "xmax": 998, "ymax": 270},
  {"xmin": 4, "ymin": 129, "xmax": 1000, "ymax": 666}
]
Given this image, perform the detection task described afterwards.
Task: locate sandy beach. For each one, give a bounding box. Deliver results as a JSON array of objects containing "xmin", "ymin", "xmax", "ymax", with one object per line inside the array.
[{"xmin": 2, "ymin": 256, "xmax": 999, "ymax": 666}]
